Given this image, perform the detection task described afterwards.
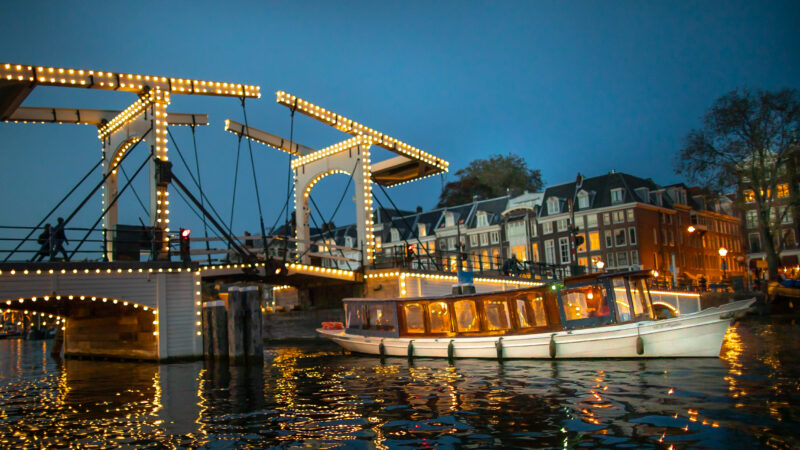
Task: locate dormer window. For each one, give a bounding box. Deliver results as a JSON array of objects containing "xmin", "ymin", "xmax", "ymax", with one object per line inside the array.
[
  {"xmin": 547, "ymin": 197, "xmax": 560, "ymax": 215},
  {"xmin": 477, "ymin": 211, "xmax": 489, "ymax": 227},
  {"xmin": 577, "ymin": 191, "xmax": 589, "ymax": 209},
  {"xmin": 418, "ymin": 223, "xmax": 427, "ymax": 237},
  {"xmin": 444, "ymin": 212, "xmax": 455, "ymax": 227},
  {"xmin": 345, "ymin": 236, "xmax": 355, "ymax": 248},
  {"xmin": 611, "ymin": 188, "xmax": 624, "ymax": 204},
  {"xmin": 635, "ymin": 187, "xmax": 649, "ymax": 203},
  {"xmin": 390, "ymin": 228, "xmax": 400, "ymax": 242}
]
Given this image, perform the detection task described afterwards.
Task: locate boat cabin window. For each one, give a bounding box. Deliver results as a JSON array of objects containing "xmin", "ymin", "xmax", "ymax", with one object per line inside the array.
[
  {"xmin": 516, "ymin": 298, "xmax": 532, "ymax": 328},
  {"xmin": 428, "ymin": 301, "xmax": 451, "ymax": 333},
  {"xmin": 514, "ymin": 295, "xmax": 549, "ymax": 328},
  {"xmin": 368, "ymin": 303, "xmax": 396, "ymax": 331},
  {"xmin": 629, "ymin": 278, "xmax": 653, "ymax": 319},
  {"xmin": 529, "ymin": 296, "xmax": 548, "ymax": 327},
  {"xmin": 561, "ymin": 285, "xmax": 610, "ymax": 321},
  {"xmin": 484, "ymin": 299, "xmax": 512, "ymax": 331},
  {"xmin": 612, "ymin": 278, "xmax": 633, "ymax": 322},
  {"xmin": 454, "ymin": 299, "xmax": 479, "ymax": 332},
  {"xmin": 403, "ymin": 303, "xmax": 425, "ymax": 333},
  {"xmin": 345, "ymin": 302, "xmax": 396, "ymax": 334},
  {"xmin": 345, "ymin": 303, "xmax": 366, "ymax": 329}
]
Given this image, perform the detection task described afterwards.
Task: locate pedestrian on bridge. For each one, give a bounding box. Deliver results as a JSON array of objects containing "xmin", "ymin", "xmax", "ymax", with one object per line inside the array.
[
  {"xmin": 32, "ymin": 224, "xmax": 52, "ymax": 262},
  {"xmin": 50, "ymin": 217, "xmax": 69, "ymax": 261}
]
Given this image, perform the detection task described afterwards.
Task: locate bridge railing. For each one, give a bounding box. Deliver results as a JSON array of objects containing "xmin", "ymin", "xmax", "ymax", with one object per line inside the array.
[
  {"xmin": 0, "ymin": 224, "xmax": 198, "ymax": 263},
  {"xmin": 370, "ymin": 248, "xmax": 571, "ymax": 280}
]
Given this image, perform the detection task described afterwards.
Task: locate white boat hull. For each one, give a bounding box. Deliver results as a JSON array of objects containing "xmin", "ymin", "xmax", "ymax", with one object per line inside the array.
[{"xmin": 318, "ymin": 299, "xmax": 754, "ymax": 359}]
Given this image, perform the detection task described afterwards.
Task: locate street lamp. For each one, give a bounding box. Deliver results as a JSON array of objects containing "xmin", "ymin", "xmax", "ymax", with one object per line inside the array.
[
  {"xmin": 719, "ymin": 247, "xmax": 728, "ymax": 280},
  {"xmin": 687, "ymin": 225, "xmax": 696, "ymax": 233},
  {"xmin": 595, "ymin": 260, "xmax": 605, "ymax": 271}
]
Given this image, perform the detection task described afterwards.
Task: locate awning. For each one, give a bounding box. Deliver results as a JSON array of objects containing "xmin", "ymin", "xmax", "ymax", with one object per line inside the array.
[{"xmin": 780, "ymin": 254, "xmax": 799, "ymax": 267}]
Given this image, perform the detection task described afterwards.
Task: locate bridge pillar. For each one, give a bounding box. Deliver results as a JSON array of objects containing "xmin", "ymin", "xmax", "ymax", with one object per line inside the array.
[
  {"xmin": 293, "ymin": 136, "xmax": 375, "ymax": 266},
  {"xmin": 99, "ymin": 89, "xmax": 171, "ymax": 261}
]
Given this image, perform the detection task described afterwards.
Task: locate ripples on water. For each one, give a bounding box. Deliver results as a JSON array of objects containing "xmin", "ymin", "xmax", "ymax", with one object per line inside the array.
[{"xmin": 1, "ymin": 318, "xmax": 799, "ymax": 448}]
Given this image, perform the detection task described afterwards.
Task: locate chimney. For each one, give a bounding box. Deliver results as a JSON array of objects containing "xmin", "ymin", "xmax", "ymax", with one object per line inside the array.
[{"xmin": 416, "ymin": 205, "xmax": 423, "ymax": 214}]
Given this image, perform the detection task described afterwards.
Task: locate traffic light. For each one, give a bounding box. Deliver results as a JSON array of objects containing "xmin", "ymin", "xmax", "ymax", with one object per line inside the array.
[
  {"xmin": 179, "ymin": 228, "xmax": 191, "ymax": 263},
  {"xmin": 574, "ymin": 235, "xmax": 585, "ymax": 247}
]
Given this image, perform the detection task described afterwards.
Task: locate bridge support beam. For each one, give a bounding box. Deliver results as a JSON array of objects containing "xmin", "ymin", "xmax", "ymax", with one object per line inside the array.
[
  {"xmin": 293, "ymin": 136, "xmax": 375, "ymax": 266},
  {"xmin": 99, "ymin": 89, "xmax": 171, "ymax": 261}
]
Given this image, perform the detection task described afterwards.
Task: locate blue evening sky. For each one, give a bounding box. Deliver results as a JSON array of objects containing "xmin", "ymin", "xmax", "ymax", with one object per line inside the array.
[{"xmin": 0, "ymin": 1, "xmax": 797, "ymax": 247}]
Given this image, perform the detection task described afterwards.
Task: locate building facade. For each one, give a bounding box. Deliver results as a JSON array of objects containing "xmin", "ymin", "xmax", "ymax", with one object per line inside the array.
[{"xmin": 314, "ymin": 171, "xmax": 747, "ymax": 287}]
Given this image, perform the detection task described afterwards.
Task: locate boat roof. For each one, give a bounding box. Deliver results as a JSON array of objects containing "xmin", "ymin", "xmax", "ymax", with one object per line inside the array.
[{"xmin": 344, "ymin": 270, "xmax": 653, "ymax": 304}]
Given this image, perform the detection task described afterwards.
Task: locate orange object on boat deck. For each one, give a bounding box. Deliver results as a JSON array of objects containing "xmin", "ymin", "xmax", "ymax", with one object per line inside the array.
[{"xmin": 322, "ymin": 321, "xmax": 344, "ymax": 330}]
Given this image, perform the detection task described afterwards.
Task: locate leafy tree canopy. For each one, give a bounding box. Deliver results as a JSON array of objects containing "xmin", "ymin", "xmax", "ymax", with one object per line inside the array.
[
  {"xmin": 674, "ymin": 88, "xmax": 800, "ymax": 279},
  {"xmin": 437, "ymin": 154, "xmax": 543, "ymax": 207}
]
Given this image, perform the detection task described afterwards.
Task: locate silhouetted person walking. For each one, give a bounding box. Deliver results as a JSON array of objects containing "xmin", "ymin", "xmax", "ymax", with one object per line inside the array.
[
  {"xmin": 33, "ymin": 224, "xmax": 52, "ymax": 262},
  {"xmin": 51, "ymin": 217, "xmax": 69, "ymax": 261}
]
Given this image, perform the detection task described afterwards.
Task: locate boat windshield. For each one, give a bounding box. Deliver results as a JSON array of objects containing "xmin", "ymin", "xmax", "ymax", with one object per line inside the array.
[
  {"xmin": 629, "ymin": 278, "xmax": 653, "ymax": 319},
  {"xmin": 612, "ymin": 278, "xmax": 633, "ymax": 322}
]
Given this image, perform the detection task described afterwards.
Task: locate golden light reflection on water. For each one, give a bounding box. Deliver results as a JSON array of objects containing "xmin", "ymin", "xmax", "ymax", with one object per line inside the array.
[{"xmin": 3, "ymin": 320, "xmax": 800, "ymax": 448}]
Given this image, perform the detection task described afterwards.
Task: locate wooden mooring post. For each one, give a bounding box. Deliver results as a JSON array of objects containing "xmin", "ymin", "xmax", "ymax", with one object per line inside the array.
[
  {"xmin": 202, "ymin": 300, "xmax": 227, "ymax": 360},
  {"xmin": 202, "ymin": 285, "xmax": 263, "ymax": 364},
  {"xmin": 243, "ymin": 286, "xmax": 264, "ymax": 361}
]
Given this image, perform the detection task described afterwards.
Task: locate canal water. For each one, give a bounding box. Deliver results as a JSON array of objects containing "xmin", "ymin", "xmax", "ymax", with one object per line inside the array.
[{"xmin": 1, "ymin": 318, "xmax": 798, "ymax": 449}]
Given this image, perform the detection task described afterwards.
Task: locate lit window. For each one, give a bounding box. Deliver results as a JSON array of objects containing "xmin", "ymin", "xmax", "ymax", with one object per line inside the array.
[
  {"xmin": 561, "ymin": 286, "xmax": 609, "ymax": 321},
  {"xmin": 484, "ymin": 300, "xmax": 512, "ymax": 331},
  {"xmin": 777, "ymin": 184, "xmax": 789, "ymax": 198},
  {"xmin": 403, "ymin": 303, "xmax": 425, "ymax": 333},
  {"xmin": 744, "ymin": 190, "xmax": 755, "ymax": 203},
  {"xmin": 454, "ymin": 300, "xmax": 479, "ymax": 332},
  {"xmin": 428, "ymin": 301, "xmax": 451, "ymax": 333},
  {"xmin": 589, "ymin": 231, "xmax": 600, "ymax": 251}
]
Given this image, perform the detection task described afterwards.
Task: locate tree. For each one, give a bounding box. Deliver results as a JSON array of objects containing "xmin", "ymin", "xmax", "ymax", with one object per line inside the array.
[
  {"xmin": 675, "ymin": 88, "xmax": 800, "ymax": 280},
  {"xmin": 437, "ymin": 154, "xmax": 543, "ymax": 207}
]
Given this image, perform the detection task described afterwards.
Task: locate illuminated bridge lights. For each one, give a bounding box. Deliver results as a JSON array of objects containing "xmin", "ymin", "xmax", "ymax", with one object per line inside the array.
[{"xmin": 0, "ymin": 63, "xmax": 261, "ymax": 98}]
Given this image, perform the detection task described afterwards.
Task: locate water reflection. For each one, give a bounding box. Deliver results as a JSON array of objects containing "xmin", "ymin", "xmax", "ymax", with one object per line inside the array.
[{"xmin": 0, "ymin": 319, "xmax": 799, "ymax": 447}]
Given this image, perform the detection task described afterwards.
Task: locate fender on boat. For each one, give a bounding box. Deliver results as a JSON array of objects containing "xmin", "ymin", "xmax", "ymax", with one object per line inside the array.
[
  {"xmin": 496, "ymin": 337, "xmax": 504, "ymax": 361},
  {"xmin": 636, "ymin": 325, "xmax": 645, "ymax": 355},
  {"xmin": 549, "ymin": 334, "xmax": 557, "ymax": 359}
]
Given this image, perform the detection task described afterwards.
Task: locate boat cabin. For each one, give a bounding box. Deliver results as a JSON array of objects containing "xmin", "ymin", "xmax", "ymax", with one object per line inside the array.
[{"xmin": 342, "ymin": 270, "xmax": 655, "ymax": 338}]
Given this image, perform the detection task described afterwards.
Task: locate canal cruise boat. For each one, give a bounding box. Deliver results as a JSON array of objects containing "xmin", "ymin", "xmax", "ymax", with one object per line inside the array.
[{"xmin": 317, "ymin": 270, "xmax": 755, "ymax": 359}]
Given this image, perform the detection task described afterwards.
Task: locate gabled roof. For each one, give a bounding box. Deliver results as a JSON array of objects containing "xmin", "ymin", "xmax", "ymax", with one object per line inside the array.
[{"xmin": 539, "ymin": 171, "xmax": 665, "ymax": 217}]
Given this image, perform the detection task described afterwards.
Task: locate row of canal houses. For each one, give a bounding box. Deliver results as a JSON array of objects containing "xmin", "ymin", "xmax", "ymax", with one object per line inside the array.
[{"xmin": 314, "ymin": 170, "xmax": 747, "ymax": 287}]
